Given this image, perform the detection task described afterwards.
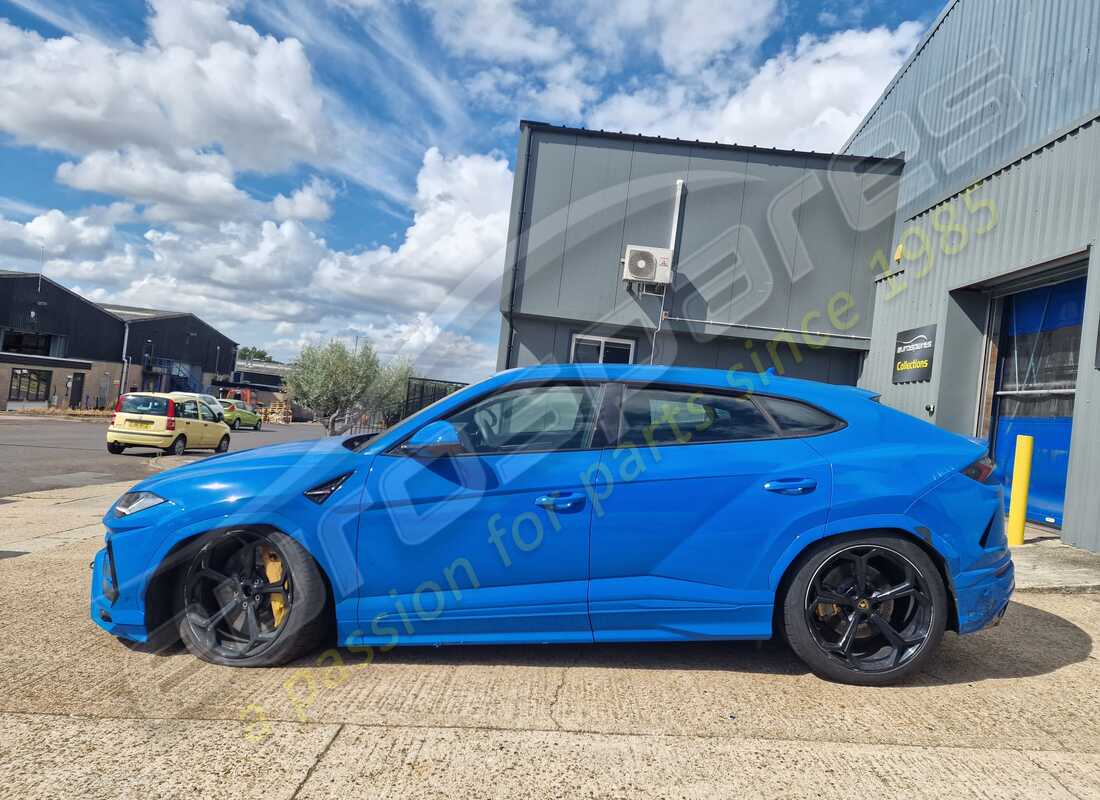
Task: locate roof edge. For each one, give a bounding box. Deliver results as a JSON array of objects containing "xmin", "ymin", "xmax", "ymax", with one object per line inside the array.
[{"xmin": 519, "ymin": 120, "xmax": 905, "ymax": 168}]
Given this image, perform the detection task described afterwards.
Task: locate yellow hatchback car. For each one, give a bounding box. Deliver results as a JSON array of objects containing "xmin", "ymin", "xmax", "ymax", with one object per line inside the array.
[{"xmin": 107, "ymin": 392, "xmax": 231, "ymax": 456}]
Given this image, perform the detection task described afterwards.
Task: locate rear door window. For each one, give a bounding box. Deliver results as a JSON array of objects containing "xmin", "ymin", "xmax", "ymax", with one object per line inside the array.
[
  {"xmin": 119, "ymin": 395, "xmax": 168, "ymax": 416},
  {"xmin": 618, "ymin": 388, "xmax": 776, "ymax": 446},
  {"xmin": 177, "ymin": 400, "xmax": 198, "ymax": 420}
]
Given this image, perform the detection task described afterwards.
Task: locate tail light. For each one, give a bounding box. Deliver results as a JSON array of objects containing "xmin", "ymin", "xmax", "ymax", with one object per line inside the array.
[
  {"xmin": 166, "ymin": 399, "xmax": 176, "ymax": 431},
  {"xmin": 114, "ymin": 396, "xmax": 124, "ymax": 412},
  {"xmin": 962, "ymin": 455, "xmax": 995, "ymax": 483}
]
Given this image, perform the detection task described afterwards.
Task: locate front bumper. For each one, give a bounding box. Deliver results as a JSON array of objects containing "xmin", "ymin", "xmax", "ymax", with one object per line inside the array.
[
  {"xmin": 953, "ymin": 553, "xmax": 1015, "ymax": 634},
  {"xmin": 90, "ymin": 545, "xmax": 149, "ymax": 641}
]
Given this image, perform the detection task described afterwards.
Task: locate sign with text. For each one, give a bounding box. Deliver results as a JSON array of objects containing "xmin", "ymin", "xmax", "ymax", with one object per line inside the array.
[{"xmin": 893, "ymin": 324, "xmax": 936, "ymax": 384}]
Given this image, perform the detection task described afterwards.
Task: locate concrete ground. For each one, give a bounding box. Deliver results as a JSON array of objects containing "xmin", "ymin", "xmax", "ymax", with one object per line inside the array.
[
  {"xmin": 2, "ymin": 484, "xmax": 1099, "ymax": 799},
  {"xmin": 0, "ymin": 414, "xmax": 326, "ymax": 498}
]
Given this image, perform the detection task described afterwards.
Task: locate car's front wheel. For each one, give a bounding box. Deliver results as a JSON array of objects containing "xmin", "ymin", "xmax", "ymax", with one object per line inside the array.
[
  {"xmin": 782, "ymin": 534, "xmax": 947, "ymax": 686},
  {"xmin": 177, "ymin": 529, "xmax": 329, "ymax": 667},
  {"xmin": 231, "ymin": 418, "xmax": 240, "ymax": 430},
  {"xmin": 253, "ymin": 420, "xmax": 262, "ymax": 431},
  {"xmin": 215, "ymin": 435, "xmax": 230, "ymax": 453}
]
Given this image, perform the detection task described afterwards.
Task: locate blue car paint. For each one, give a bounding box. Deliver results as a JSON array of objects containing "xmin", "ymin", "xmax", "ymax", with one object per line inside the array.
[{"xmin": 91, "ymin": 364, "xmax": 1014, "ymax": 651}]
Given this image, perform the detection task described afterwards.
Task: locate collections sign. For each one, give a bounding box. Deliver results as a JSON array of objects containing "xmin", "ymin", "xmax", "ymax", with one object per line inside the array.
[{"xmin": 893, "ymin": 324, "xmax": 937, "ymax": 384}]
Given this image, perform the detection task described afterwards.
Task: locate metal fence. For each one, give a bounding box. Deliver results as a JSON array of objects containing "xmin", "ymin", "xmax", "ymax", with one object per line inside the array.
[{"xmin": 331, "ymin": 376, "xmax": 467, "ymax": 438}]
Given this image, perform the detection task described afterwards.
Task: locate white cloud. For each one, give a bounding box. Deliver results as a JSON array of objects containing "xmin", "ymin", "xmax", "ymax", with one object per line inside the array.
[
  {"xmin": 421, "ymin": 0, "xmax": 567, "ymax": 63},
  {"xmin": 57, "ymin": 148, "xmax": 256, "ymax": 223},
  {"xmin": 273, "ymin": 178, "xmax": 337, "ymax": 222},
  {"xmin": 586, "ymin": 24, "xmax": 924, "ymax": 151},
  {"xmin": 575, "ymin": 0, "xmax": 780, "ymax": 75},
  {"xmin": 0, "ymin": 209, "xmax": 112, "ymax": 259}
]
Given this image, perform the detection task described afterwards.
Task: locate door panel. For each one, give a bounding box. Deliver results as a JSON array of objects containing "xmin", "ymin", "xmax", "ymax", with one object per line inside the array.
[
  {"xmin": 353, "ymin": 382, "xmax": 608, "ymax": 646},
  {"xmin": 588, "ymin": 386, "xmax": 832, "ymax": 641}
]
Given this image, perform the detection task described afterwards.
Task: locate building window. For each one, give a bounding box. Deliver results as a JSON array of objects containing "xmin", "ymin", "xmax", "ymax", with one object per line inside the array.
[
  {"xmin": 570, "ymin": 334, "xmax": 634, "ymax": 364},
  {"xmin": 2, "ymin": 330, "xmax": 52, "ymax": 356},
  {"xmin": 9, "ymin": 368, "xmax": 52, "ymax": 402}
]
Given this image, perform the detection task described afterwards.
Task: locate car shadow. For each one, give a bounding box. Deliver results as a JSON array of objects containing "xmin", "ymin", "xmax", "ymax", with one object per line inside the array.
[{"xmin": 316, "ymin": 600, "xmax": 1091, "ymax": 687}]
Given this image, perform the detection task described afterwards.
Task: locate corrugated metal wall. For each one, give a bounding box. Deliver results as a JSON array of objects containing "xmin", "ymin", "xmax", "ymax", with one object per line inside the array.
[
  {"xmin": 845, "ymin": 0, "xmax": 1100, "ymax": 222},
  {"xmin": 503, "ymin": 124, "xmax": 901, "ymax": 370},
  {"xmin": 852, "ymin": 3, "xmax": 1100, "ymax": 552}
]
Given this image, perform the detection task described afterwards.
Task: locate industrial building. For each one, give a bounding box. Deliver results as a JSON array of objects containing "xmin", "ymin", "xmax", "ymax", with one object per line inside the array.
[
  {"xmin": 0, "ymin": 271, "xmax": 237, "ymax": 411},
  {"xmin": 496, "ymin": 0, "xmax": 1100, "ymax": 552}
]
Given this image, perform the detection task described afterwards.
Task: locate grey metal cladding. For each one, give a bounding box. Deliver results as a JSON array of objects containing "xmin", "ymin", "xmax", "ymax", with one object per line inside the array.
[
  {"xmin": 509, "ymin": 124, "xmax": 901, "ymax": 342},
  {"xmin": 844, "ymin": 0, "xmax": 1100, "ymax": 221}
]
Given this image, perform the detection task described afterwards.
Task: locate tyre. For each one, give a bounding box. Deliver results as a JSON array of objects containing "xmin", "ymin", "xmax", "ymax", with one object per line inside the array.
[
  {"xmin": 254, "ymin": 420, "xmax": 262, "ymax": 431},
  {"xmin": 177, "ymin": 528, "xmax": 329, "ymax": 667},
  {"xmin": 782, "ymin": 534, "xmax": 947, "ymax": 686},
  {"xmin": 215, "ymin": 435, "xmax": 230, "ymax": 453},
  {"xmin": 166, "ymin": 435, "xmax": 187, "ymax": 456},
  {"xmin": 231, "ymin": 418, "xmax": 240, "ymax": 430},
  {"xmin": 107, "ymin": 442, "xmax": 125, "ymax": 454}
]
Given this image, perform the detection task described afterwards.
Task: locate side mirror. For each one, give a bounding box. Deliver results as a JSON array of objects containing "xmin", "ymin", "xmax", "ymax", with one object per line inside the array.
[{"xmin": 401, "ymin": 420, "xmax": 463, "ymax": 459}]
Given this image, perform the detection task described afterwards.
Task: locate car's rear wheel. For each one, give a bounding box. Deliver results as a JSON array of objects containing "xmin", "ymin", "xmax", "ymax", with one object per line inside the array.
[
  {"xmin": 166, "ymin": 435, "xmax": 186, "ymax": 456},
  {"xmin": 782, "ymin": 534, "xmax": 947, "ymax": 686},
  {"xmin": 177, "ymin": 529, "xmax": 329, "ymax": 667},
  {"xmin": 107, "ymin": 442, "xmax": 125, "ymax": 454}
]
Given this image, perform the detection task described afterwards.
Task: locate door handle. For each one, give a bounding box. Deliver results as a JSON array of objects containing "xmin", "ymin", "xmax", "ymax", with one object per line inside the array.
[
  {"xmin": 535, "ymin": 492, "xmax": 586, "ymax": 512},
  {"xmin": 763, "ymin": 477, "xmax": 818, "ymax": 495}
]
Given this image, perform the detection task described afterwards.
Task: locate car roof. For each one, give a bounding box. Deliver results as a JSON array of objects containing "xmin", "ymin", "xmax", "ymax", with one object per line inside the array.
[
  {"xmin": 496, "ymin": 363, "xmax": 878, "ymax": 404},
  {"xmin": 122, "ymin": 392, "xmax": 174, "ymax": 399}
]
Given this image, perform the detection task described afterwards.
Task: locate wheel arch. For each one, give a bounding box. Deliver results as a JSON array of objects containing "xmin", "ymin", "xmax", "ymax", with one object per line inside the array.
[
  {"xmin": 143, "ymin": 523, "xmax": 337, "ymax": 646},
  {"xmin": 771, "ymin": 527, "xmax": 959, "ymax": 637}
]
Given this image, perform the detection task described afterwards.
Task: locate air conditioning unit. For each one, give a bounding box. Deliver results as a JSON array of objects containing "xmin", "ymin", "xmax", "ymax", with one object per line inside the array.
[{"xmin": 622, "ymin": 245, "xmax": 674, "ymax": 285}]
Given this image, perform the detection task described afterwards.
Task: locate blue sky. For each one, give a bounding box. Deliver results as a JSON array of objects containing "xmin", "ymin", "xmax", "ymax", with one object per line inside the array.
[{"xmin": 0, "ymin": 0, "xmax": 939, "ymax": 379}]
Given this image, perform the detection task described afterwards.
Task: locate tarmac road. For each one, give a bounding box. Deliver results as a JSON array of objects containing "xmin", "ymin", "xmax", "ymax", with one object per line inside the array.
[{"xmin": 0, "ymin": 414, "xmax": 327, "ymax": 498}]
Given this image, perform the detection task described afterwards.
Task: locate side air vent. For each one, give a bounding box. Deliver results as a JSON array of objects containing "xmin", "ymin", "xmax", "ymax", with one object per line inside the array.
[{"xmin": 304, "ymin": 472, "xmax": 353, "ymax": 505}]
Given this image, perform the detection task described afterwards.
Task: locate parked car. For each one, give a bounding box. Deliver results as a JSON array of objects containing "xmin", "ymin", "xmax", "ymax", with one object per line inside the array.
[
  {"xmin": 107, "ymin": 392, "xmax": 231, "ymax": 456},
  {"xmin": 171, "ymin": 392, "xmax": 226, "ymax": 416},
  {"xmin": 222, "ymin": 400, "xmax": 262, "ymax": 431},
  {"xmin": 90, "ymin": 365, "xmax": 1013, "ymax": 685}
]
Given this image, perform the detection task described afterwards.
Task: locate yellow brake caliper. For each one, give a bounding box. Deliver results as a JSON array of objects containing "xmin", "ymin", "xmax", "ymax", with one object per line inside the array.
[{"xmin": 260, "ymin": 545, "xmax": 288, "ymax": 627}]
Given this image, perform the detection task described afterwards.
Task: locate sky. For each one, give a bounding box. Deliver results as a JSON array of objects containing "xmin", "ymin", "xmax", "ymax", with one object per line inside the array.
[{"xmin": 0, "ymin": 0, "xmax": 939, "ymax": 381}]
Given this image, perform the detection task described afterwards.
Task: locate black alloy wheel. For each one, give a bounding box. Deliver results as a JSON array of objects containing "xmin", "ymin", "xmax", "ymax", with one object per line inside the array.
[
  {"xmin": 180, "ymin": 531, "xmax": 293, "ymax": 661},
  {"xmin": 783, "ymin": 535, "xmax": 947, "ymax": 685},
  {"xmin": 175, "ymin": 528, "xmax": 329, "ymax": 666}
]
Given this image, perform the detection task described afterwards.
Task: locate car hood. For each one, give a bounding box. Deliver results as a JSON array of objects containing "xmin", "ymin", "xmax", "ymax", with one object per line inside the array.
[{"xmin": 129, "ymin": 436, "xmax": 365, "ymax": 503}]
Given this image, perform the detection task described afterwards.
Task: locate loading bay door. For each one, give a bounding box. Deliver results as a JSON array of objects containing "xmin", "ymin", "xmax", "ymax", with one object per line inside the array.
[{"xmin": 990, "ymin": 276, "xmax": 1086, "ymax": 527}]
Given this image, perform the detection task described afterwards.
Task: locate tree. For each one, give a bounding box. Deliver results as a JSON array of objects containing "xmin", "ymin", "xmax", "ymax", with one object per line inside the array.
[
  {"xmin": 364, "ymin": 358, "xmax": 413, "ymax": 425},
  {"xmin": 285, "ymin": 341, "xmax": 380, "ymax": 434},
  {"xmin": 238, "ymin": 346, "xmax": 274, "ymax": 362}
]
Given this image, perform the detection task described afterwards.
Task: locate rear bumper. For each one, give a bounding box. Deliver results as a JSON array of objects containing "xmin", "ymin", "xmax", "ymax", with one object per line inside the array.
[
  {"xmin": 953, "ymin": 554, "xmax": 1015, "ymax": 634},
  {"xmin": 107, "ymin": 428, "xmax": 174, "ymax": 447}
]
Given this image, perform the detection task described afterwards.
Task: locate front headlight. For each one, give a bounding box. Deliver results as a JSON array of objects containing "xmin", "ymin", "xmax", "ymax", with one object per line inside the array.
[{"xmin": 112, "ymin": 491, "xmax": 167, "ymax": 517}]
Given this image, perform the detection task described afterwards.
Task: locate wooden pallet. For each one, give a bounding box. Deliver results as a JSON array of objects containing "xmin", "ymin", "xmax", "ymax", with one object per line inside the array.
[{"xmin": 261, "ymin": 400, "xmax": 292, "ymax": 425}]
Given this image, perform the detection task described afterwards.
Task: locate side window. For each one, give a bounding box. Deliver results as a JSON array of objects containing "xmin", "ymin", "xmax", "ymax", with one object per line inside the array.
[
  {"xmin": 178, "ymin": 400, "xmax": 198, "ymax": 420},
  {"xmin": 619, "ymin": 387, "xmax": 775, "ymax": 447},
  {"xmin": 760, "ymin": 397, "xmax": 842, "ymax": 435},
  {"xmin": 198, "ymin": 402, "xmax": 216, "ymax": 421},
  {"xmin": 446, "ymin": 384, "xmax": 601, "ymax": 454}
]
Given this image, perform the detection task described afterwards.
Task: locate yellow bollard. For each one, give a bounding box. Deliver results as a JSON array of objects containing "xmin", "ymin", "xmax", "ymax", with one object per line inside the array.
[{"xmin": 1006, "ymin": 434, "xmax": 1034, "ymax": 547}]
